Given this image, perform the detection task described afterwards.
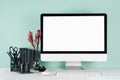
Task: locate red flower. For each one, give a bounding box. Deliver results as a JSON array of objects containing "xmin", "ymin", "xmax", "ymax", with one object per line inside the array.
[
  {"xmin": 28, "ymin": 29, "xmax": 41, "ymax": 51},
  {"xmin": 28, "ymin": 31, "xmax": 35, "ymax": 48},
  {"xmin": 37, "ymin": 30, "xmax": 41, "ymax": 38}
]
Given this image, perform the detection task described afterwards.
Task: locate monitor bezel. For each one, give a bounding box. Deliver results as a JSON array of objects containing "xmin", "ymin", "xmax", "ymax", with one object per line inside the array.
[{"xmin": 41, "ymin": 13, "xmax": 107, "ymax": 54}]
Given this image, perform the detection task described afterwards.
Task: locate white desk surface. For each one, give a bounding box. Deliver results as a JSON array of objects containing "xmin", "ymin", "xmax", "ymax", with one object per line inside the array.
[{"xmin": 0, "ymin": 68, "xmax": 120, "ymax": 80}]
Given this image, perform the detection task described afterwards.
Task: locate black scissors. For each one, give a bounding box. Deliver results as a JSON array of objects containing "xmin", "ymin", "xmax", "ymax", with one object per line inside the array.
[
  {"xmin": 9, "ymin": 46, "xmax": 19, "ymax": 64},
  {"xmin": 9, "ymin": 46, "xmax": 18, "ymax": 53},
  {"xmin": 9, "ymin": 46, "xmax": 19, "ymax": 58}
]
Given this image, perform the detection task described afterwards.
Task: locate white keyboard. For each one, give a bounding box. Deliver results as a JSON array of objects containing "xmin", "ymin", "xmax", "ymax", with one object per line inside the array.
[
  {"xmin": 42, "ymin": 70, "xmax": 103, "ymax": 80},
  {"xmin": 55, "ymin": 70, "xmax": 102, "ymax": 77}
]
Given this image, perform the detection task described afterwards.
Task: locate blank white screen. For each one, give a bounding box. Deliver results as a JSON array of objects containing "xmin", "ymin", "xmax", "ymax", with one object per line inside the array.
[{"xmin": 43, "ymin": 16, "xmax": 104, "ymax": 51}]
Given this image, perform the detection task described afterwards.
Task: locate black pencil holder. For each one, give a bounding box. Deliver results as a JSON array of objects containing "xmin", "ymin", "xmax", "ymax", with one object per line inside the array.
[
  {"xmin": 18, "ymin": 48, "xmax": 35, "ymax": 73},
  {"xmin": 10, "ymin": 57, "xmax": 19, "ymax": 71},
  {"xmin": 6, "ymin": 51, "xmax": 19, "ymax": 71}
]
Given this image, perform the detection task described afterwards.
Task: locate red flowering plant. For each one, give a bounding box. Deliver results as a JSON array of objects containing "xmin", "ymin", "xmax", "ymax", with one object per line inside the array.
[
  {"xmin": 28, "ymin": 30, "xmax": 41, "ymax": 52},
  {"xmin": 28, "ymin": 29, "xmax": 41, "ymax": 70}
]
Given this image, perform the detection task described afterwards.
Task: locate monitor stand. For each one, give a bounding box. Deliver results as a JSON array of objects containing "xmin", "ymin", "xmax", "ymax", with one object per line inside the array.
[{"xmin": 65, "ymin": 61, "xmax": 84, "ymax": 70}]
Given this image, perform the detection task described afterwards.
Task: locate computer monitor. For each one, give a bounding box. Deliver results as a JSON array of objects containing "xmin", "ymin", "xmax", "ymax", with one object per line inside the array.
[{"xmin": 41, "ymin": 13, "xmax": 107, "ymax": 69}]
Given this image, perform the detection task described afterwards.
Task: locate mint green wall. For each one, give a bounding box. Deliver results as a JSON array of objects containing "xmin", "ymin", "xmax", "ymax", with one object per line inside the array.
[{"xmin": 0, "ymin": 0, "xmax": 120, "ymax": 69}]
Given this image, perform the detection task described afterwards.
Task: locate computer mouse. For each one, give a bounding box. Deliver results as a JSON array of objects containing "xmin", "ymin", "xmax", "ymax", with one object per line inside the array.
[{"xmin": 42, "ymin": 71, "xmax": 51, "ymax": 76}]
